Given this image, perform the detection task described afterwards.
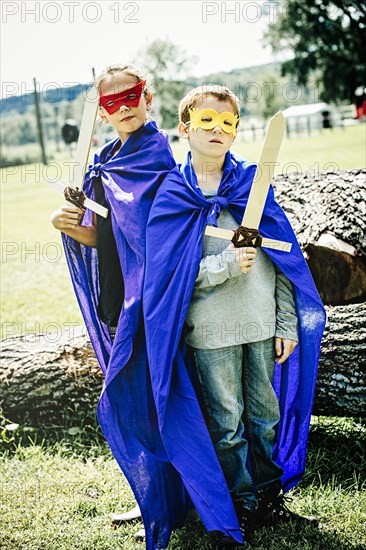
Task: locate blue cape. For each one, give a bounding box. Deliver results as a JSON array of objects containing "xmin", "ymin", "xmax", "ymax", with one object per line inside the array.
[
  {"xmin": 62, "ymin": 122, "xmax": 203, "ymax": 549},
  {"xmin": 144, "ymin": 151, "xmax": 326, "ymax": 543}
]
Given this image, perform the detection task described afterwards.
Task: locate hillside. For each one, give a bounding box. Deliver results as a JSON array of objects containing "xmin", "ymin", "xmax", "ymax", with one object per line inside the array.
[
  {"xmin": 0, "ymin": 62, "xmax": 282, "ymax": 117},
  {"xmin": 0, "ymin": 83, "xmax": 89, "ymax": 116}
]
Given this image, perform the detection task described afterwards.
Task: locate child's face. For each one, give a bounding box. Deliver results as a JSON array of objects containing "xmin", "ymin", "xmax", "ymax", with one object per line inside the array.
[
  {"xmin": 99, "ymin": 71, "xmax": 152, "ymax": 142},
  {"xmin": 179, "ymin": 96, "xmax": 237, "ymax": 160}
]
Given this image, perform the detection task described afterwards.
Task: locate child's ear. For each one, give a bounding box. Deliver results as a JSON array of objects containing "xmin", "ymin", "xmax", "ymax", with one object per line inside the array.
[
  {"xmin": 178, "ymin": 121, "xmax": 189, "ymax": 139},
  {"xmin": 145, "ymin": 92, "xmax": 153, "ymax": 111},
  {"xmin": 99, "ymin": 107, "xmax": 108, "ymax": 123}
]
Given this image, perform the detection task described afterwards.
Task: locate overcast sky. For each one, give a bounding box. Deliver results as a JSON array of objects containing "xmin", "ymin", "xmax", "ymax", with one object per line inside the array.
[{"xmin": 1, "ymin": 1, "xmax": 284, "ymax": 98}]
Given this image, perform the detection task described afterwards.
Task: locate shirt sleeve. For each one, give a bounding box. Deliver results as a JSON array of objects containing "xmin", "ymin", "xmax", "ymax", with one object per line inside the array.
[
  {"xmin": 275, "ymin": 264, "xmax": 298, "ymax": 341},
  {"xmin": 194, "ymin": 247, "xmax": 242, "ymax": 289}
]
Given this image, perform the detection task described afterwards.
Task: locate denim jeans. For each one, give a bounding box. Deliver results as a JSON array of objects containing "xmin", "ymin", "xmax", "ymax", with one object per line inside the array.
[{"xmin": 193, "ymin": 338, "xmax": 283, "ymax": 511}]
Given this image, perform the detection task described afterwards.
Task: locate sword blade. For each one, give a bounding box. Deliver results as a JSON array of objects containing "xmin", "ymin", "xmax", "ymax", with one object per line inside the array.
[
  {"xmin": 70, "ymin": 85, "xmax": 100, "ymax": 189},
  {"xmin": 241, "ymin": 111, "xmax": 285, "ymax": 229},
  {"xmin": 47, "ymin": 85, "xmax": 109, "ymax": 218},
  {"xmin": 204, "ymin": 225, "xmax": 292, "ymax": 251},
  {"xmin": 47, "ymin": 179, "xmax": 108, "ymax": 218}
]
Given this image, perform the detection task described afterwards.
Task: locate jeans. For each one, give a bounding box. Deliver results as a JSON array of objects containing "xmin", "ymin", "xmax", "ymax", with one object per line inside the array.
[{"xmin": 193, "ymin": 338, "xmax": 283, "ymax": 511}]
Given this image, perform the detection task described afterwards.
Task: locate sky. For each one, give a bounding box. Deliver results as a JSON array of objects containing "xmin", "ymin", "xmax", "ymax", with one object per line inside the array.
[{"xmin": 0, "ymin": 0, "xmax": 285, "ymax": 99}]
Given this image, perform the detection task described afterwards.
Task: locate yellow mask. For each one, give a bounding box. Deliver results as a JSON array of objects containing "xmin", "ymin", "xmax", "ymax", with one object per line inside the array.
[{"xmin": 188, "ymin": 108, "xmax": 239, "ymax": 137}]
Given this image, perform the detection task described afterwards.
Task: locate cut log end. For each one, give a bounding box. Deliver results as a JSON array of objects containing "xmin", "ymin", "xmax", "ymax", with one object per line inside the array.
[{"xmin": 304, "ymin": 243, "xmax": 366, "ymax": 305}]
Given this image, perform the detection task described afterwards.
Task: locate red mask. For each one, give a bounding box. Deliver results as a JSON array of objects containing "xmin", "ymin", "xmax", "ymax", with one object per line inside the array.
[{"xmin": 99, "ymin": 80, "xmax": 146, "ymax": 114}]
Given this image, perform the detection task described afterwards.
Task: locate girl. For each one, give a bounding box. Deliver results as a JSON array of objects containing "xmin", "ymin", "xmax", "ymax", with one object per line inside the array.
[
  {"xmin": 51, "ymin": 65, "xmax": 181, "ymax": 550},
  {"xmin": 51, "ymin": 65, "xmax": 166, "ymax": 341}
]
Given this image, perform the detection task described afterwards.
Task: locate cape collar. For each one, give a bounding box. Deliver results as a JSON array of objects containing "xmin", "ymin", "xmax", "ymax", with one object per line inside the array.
[
  {"xmin": 179, "ymin": 151, "xmax": 239, "ymax": 226},
  {"xmin": 102, "ymin": 120, "xmax": 159, "ymax": 163},
  {"xmin": 180, "ymin": 150, "xmax": 238, "ymax": 199}
]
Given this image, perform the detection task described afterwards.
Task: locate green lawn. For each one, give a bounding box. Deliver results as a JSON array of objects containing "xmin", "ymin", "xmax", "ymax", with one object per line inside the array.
[
  {"xmin": 1, "ymin": 162, "xmax": 84, "ymax": 339},
  {"xmin": 173, "ymin": 123, "xmax": 366, "ymax": 170},
  {"xmin": 1, "ymin": 124, "xmax": 366, "ymax": 548},
  {"xmin": 1, "ymin": 124, "xmax": 365, "ymax": 339},
  {"xmin": 1, "ymin": 417, "xmax": 365, "ymax": 549}
]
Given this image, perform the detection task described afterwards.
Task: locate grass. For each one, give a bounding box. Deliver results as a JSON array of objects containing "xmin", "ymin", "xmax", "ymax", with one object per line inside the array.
[
  {"xmin": 0, "ymin": 161, "xmax": 84, "ymax": 339},
  {"xmin": 1, "ymin": 124, "xmax": 366, "ymax": 548},
  {"xmin": 173, "ymin": 124, "xmax": 366, "ymax": 171},
  {"xmin": 1, "ymin": 416, "xmax": 365, "ymax": 549},
  {"xmin": 1, "ymin": 124, "xmax": 365, "ymax": 339}
]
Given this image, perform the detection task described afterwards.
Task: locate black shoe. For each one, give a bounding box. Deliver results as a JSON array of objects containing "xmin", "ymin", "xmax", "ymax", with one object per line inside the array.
[
  {"xmin": 215, "ymin": 537, "xmax": 244, "ymax": 549},
  {"xmin": 256, "ymin": 483, "xmax": 318, "ymax": 528},
  {"xmin": 215, "ymin": 507, "xmax": 255, "ymax": 549}
]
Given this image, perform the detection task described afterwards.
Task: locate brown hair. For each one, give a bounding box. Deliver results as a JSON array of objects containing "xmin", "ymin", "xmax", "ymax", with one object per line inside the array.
[
  {"xmin": 179, "ymin": 85, "xmax": 240, "ymax": 124},
  {"xmin": 95, "ymin": 64, "xmax": 153, "ymax": 96}
]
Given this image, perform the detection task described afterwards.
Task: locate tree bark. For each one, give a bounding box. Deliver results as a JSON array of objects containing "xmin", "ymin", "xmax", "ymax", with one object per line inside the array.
[
  {"xmin": 313, "ymin": 303, "xmax": 366, "ymax": 417},
  {"xmin": 0, "ymin": 304, "xmax": 365, "ymax": 423},
  {"xmin": 0, "ymin": 327, "xmax": 102, "ymax": 425},
  {"xmin": 1, "ymin": 170, "xmax": 365, "ymax": 423},
  {"xmin": 273, "ymin": 169, "xmax": 366, "ymax": 255},
  {"xmin": 273, "ymin": 169, "xmax": 366, "ymax": 306}
]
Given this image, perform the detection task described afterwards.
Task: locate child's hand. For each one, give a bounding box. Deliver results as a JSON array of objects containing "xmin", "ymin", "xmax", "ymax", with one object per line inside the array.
[
  {"xmin": 51, "ymin": 206, "xmax": 84, "ymax": 231},
  {"xmin": 275, "ymin": 338, "xmax": 297, "ymax": 364},
  {"xmin": 227, "ymin": 243, "xmax": 256, "ymax": 273}
]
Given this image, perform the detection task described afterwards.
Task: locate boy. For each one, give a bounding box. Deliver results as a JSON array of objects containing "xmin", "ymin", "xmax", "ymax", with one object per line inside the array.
[{"xmin": 144, "ymin": 86, "xmax": 326, "ymax": 548}]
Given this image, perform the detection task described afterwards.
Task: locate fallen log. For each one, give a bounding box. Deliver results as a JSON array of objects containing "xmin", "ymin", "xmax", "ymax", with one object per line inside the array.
[
  {"xmin": 0, "ymin": 327, "xmax": 102, "ymax": 425},
  {"xmin": 0, "ymin": 303, "xmax": 365, "ymax": 423},
  {"xmin": 313, "ymin": 303, "xmax": 366, "ymax": 416},
  {"xmin": 273, "ymin": 168, "xmax": 366, "ymax": 306},
  {"xmin": 1, "ymin": 170, "xmax": 365, "ymax": 422}
]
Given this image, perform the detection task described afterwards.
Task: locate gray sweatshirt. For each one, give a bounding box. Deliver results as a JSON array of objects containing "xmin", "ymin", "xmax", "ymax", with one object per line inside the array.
[{"xmin": 184, "ymin": 191, "xmax": 298, "ymax": 349}]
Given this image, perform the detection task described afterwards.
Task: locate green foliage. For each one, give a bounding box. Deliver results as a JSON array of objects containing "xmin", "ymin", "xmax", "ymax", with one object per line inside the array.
[
  {"xmin": 265, "ymin": 0, "xmax": 366, "ymax": 102},
  {"xmin": 135, "ymin": 39, "xmax": 194, "ymax": 82},
  {"xmin": 190, "ymin": 62, "xmax": 322, "ymax": 120},
  {"xmin": 134, "ymin": 39, "xmax": 196, "ymax": 128},
  {"xmin": 0, "ymin": 143, "xmax": 44, "ymax": 167},
  {"xmin": 0, "ymin": 94, "xmax": 85, "ymax": 159},
  {"xmin": 0, "ymin": 112, "xmax": 38, "ymax": 147}
]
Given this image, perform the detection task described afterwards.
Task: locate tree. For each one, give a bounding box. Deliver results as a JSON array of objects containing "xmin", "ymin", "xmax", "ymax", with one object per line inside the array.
[
  {"xmin": 0, "ymin": 112, "xmax": 38, "ymax": 147},
  {"xmin": 264, "ymin": 0, "xmax": 366, "ymax": 103},
  {"xmin": 134, "ymin": 39, "xmax": 196, "ymax": 128}
]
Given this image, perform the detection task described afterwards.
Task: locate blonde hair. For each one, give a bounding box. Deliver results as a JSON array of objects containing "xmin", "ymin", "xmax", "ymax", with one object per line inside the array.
[
  {"xmin": 179, "ymin": 85, "xmax": 240, "ymax": 124},
  {"xmin": 95, "ymin": 64, "xmax": 153, "ymax": 96}
]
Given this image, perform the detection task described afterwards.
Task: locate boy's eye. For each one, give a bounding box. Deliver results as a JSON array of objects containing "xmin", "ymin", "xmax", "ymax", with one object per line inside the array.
[
  {"xmin": 106, "ymin": 100, "xmax": 114, "ymax": 107},
  {"xmin": 201, "ymin": 116, "xmax": 213, "ymax": 123},
  {"xmin": 224, "ymin": 120, "xmax": 233, "ymax": 126},
  {"xmin": 127, "ymin": 94, "xmax": 137, "ymax": 100}
]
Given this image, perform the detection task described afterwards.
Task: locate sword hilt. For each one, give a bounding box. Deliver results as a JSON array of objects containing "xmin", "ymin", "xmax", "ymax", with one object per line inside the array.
[
  {"xmin": 64, "ymin": 186, "xmax": 86, "ymax": 211},
  {"xmin": 232, "ymin": 226, "xmax": 262, "ymax": 248}
]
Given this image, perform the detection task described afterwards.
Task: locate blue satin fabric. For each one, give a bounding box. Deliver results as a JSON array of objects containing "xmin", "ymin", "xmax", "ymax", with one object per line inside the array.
[
  {"xmin": 62, "ymin": 122, "xmax": 201, "ymax": 549},
  {"xmin": 144, "ymin": 151, "xmax": 326, "ymax": 534},
  {"xmin": 61, "ymin": 128, "xmax": 325, "ymax": 548}
]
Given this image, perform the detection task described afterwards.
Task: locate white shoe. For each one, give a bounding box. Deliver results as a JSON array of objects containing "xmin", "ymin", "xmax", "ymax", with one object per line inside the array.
[{"xmin": 111, "ymin": 504, "xmax": 142, "ymax": 525}]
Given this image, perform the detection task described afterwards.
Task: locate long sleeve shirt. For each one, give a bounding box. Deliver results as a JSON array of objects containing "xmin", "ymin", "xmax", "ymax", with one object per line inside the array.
[{"xmin": 184, "ymin": 190, "xmax": 298, "ymax": 349}]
